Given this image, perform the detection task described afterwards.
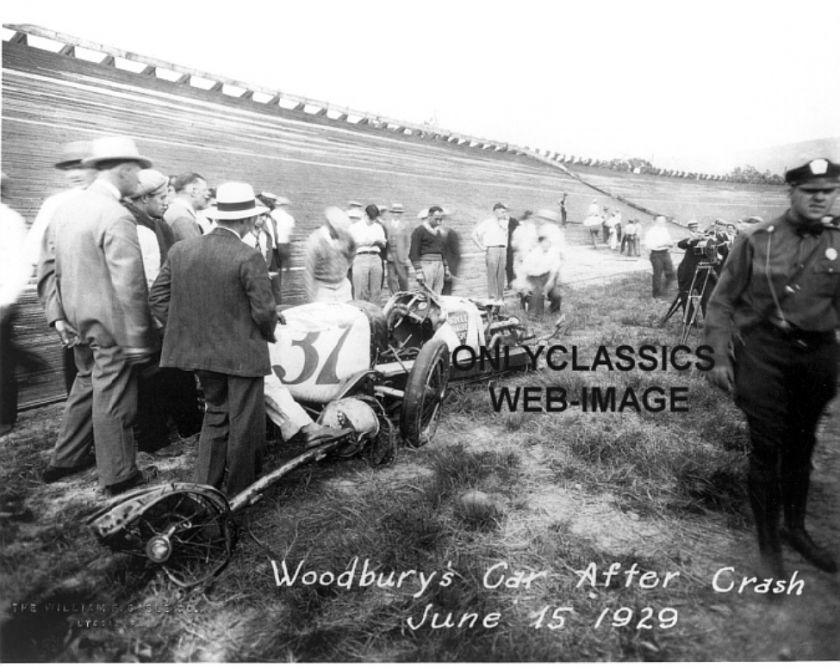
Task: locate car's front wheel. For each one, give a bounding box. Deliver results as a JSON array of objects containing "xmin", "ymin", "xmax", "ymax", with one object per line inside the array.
[{"xmin": 400, "ymin": 339, "xmax": 450, "ymax": 447}]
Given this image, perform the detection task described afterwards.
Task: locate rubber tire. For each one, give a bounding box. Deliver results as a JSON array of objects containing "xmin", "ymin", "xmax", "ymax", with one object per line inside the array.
[{"xmin": 400, "ymin": 339, "xmax": 450, "ymax": 448}]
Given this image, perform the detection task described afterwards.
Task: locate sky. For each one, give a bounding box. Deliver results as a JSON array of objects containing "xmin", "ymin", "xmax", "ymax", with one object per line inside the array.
[{"xmin": 3, "ymin": 0, "xmax": 840, "ymax": 173}]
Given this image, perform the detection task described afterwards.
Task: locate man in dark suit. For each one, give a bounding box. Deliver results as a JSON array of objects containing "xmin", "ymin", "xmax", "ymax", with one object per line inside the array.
[
  {"xmin": 37, "ymin": 136, "xmax": 158, "ymax": 494},
  {"xmin": 149, "ymin": 182, "xmax": 276, "ymax": 496}
]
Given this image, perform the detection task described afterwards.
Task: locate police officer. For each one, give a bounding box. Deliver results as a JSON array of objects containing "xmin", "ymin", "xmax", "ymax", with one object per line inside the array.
[{"xmin": 705, "ymin": 158, "xmax": 840, "ymax": 578}]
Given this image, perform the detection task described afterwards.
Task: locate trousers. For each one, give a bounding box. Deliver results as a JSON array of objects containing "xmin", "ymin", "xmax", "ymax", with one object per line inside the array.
[
  {"xmin": 735, "ymin": 325, "xmax": 837, "ymax": 481},
  {"xmin": 51, "ymin": 342, "xmax": 139, "ymax": 487},
  {"xmin": 387, "ymin": 261, "xmax": 410, "ymax": 294},
  {"xmin": 194, "ymin": 371, "xmax": 265, "ymax": 497},
  {"xmin": 418, "ymin": 258, "xmax": 445, "ymax": 294},
  {"xmin": 352, "ymin": 253, "xmax": 383, "ymax": 303},
  {"xmin": 649, "ymin": 250, "xmax": 675, "ymax": 297},
  {"xmin": 485, "ymin": 246, "xmax": 507, "ymax": 304}
]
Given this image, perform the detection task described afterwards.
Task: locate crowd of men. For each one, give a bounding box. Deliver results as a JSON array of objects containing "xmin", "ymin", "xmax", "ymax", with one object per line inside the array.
[
  {"xmin": 0, "ymin": 136, "xmax": 566, "ymax": 499},
  {"xmin": 2, "ymin": 138, "xmax": 839, "ymax": 584}
]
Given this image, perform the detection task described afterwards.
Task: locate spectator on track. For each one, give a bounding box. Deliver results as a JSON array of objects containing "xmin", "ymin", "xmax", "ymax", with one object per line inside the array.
[
  {"xmin": 384, "ymin": 203, "xmax": 412, "ymax": 294},
  {"xmin": 268, "ymin": 194, "xmax": 295, "ymax": 301},
  {"xmin": 124, "ymin": 168, "xmax": 201, "ymax": 450},
  {"xmin": 164, "ymin": 172, "xmax": 211, "ymax": 242},
  {"xmin": 349, "ymin": 204, "xmax": 387, "ymax": 303},
  {"xmin": 643, "ymin": 215, "xmax": 676, "ymax": 298},
  {"xmin": 38, "ymin": 136, "xmax": 158, "ymax": 495},
  {"xmin": 29, "ymin": 141, "xmax": 97, "ymax": 394},
  {"xmin": 472, "ymin": 202, "xmax": 515, "ymax": 307},
  {"xmin": 303, "ymin": 207, "xmax": 355, "ymax": 303},
  {"xmin": 410, "ymin": 206, "xmax": 449, "ymax": 295}
]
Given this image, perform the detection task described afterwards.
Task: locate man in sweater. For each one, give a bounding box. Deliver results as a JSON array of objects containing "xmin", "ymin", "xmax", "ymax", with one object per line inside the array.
[
  {"xmin": 409, "ymin": 206, "xmax": 450, "ymax": 294},
  {"xmin": 303, "ymin": 207, "xmax": 356, "ymax": 303}
]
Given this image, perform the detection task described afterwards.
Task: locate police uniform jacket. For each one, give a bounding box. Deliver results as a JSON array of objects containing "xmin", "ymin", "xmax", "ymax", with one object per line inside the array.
[
  {"xmin": 149, "ymin": 226, "xmax": 277, "ymax": 377},
  {"xmin": 704, "ymin": 212, "xmax": 840, "ymax": 366}
]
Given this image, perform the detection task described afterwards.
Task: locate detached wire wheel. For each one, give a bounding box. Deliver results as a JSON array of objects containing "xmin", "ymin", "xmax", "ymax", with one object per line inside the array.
[
  {"xmin": 136, "ymin": 491, "xmax": 235, "ymax": 588},
  {"xmin": 400, "ymin": 339, "xmax": 450, "ymax": 447}
]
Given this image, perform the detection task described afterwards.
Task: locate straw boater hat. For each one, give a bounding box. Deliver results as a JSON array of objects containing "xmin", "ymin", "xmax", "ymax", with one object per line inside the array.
[
  {"xmin": 81, "ymin": 136, "xmax": 152, "ymax": 169},
  {"xmin": 390, "ymin": 203, "xmax": 405, "ymax": 214},
  {"xmin": 204, "ymin": 182, "xmax": 268, "ymax": 221},
  {"xmin": 54, "ymin": 140, "xmax": 92, "ymax": 169}
]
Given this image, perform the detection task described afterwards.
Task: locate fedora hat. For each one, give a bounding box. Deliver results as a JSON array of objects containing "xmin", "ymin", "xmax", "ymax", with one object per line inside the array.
[
  {"xmin": 205, "ymin": 182, "xmax": 268, "ymax": 221},
  {"xmin": 54, "ymin": 140, "xmax": 92, "ymax": 169},
  {"xmin": 81, "ymin": 136, "xmax": 152, "ymax": 169}
]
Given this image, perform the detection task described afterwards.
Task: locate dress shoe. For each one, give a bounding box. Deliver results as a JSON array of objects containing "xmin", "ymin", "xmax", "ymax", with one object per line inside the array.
[
  {"xmin": 42, "ymin": 456, "xmax": 96, "ymax": 483},
  {"xmin": 781, "ymin": 526, "xmax": 838, "ymax": 573},
  {"xmin": 104, "ymin": 466, "xmax": 159, "ymax": 496}
]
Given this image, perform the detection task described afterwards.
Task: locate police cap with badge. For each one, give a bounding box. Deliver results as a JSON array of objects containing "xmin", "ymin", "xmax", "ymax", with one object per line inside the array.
[{"xmin": 785, "ymin": 158, "xmax": 840, "ymax": 187}]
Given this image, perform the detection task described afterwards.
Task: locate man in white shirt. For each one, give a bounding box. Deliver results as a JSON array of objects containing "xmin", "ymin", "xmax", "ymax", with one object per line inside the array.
[
  {"xmin": 349, "ymin": 204, "xmax": 388, "ymax": 303},
  {"xmin": 269, "ymin": 195, "xmax": 295, "ymax": 301},
  {"xmin": 472, "ymin": 202, "xmax": 512, "ymax": 306},
  {"xmin": 643, "ymin": 215, "xmax": 676, "ymax": 297}
]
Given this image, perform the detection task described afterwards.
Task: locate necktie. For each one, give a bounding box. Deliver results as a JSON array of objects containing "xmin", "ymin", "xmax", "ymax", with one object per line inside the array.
[{"xmin": 795, "ymin": 223, "xmax": 824, "ymax": 237}]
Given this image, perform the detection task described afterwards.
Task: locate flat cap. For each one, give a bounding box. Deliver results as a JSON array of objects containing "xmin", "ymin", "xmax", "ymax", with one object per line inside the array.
[
  {"xmin": 785, "ymin": 158, "xmax": 840, "ymax": 186},
  {"xmin": 134, "ymin": 169, "xmax": 169, "ymax": 197}
]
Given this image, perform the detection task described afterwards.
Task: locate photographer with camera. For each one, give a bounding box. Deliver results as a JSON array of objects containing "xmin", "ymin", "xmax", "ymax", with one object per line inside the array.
[{"xmin": 676, "ymin": 221, "xmax": 719, "ymax": 315}]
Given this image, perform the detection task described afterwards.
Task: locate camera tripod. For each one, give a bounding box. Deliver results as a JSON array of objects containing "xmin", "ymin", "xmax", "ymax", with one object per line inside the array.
[{"xmin": 661, "ymin": 261, "xmax": 719, "ymax": 345}]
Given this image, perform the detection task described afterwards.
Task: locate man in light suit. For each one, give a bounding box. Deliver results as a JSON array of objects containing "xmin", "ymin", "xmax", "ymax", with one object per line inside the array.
[
  {"xmin": 149, "ymin": 182, "xmax": 277, "ymax": 496},
  {"xmin": 163, "ymin": 172, "xmax": 211, "ymax": 243},
  {"xmin": 37, "ymin": 136, "xmax": 158, "ymax": 494}
]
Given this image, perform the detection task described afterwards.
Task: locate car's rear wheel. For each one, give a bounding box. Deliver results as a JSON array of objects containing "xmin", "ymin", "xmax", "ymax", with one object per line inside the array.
[{"xmin": 400, "ymin": 339, "xmax": 450, "ymax": 447}]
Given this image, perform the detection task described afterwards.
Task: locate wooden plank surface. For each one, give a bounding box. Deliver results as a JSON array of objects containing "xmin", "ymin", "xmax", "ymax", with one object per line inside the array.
[{"xmin": 1, "ymin": 39, "xmax": 783, "ymax": 409}]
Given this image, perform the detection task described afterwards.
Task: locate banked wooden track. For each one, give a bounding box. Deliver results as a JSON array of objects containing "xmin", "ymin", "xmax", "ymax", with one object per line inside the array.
[{"xmin": 2, "ymin": 36, "xmax": 784, "ymax": 408}]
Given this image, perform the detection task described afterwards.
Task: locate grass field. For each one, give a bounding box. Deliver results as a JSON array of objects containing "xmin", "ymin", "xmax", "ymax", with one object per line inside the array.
[{"xmin": 2, "ymin": 271, "xmax": 839, "ymax": 662}]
